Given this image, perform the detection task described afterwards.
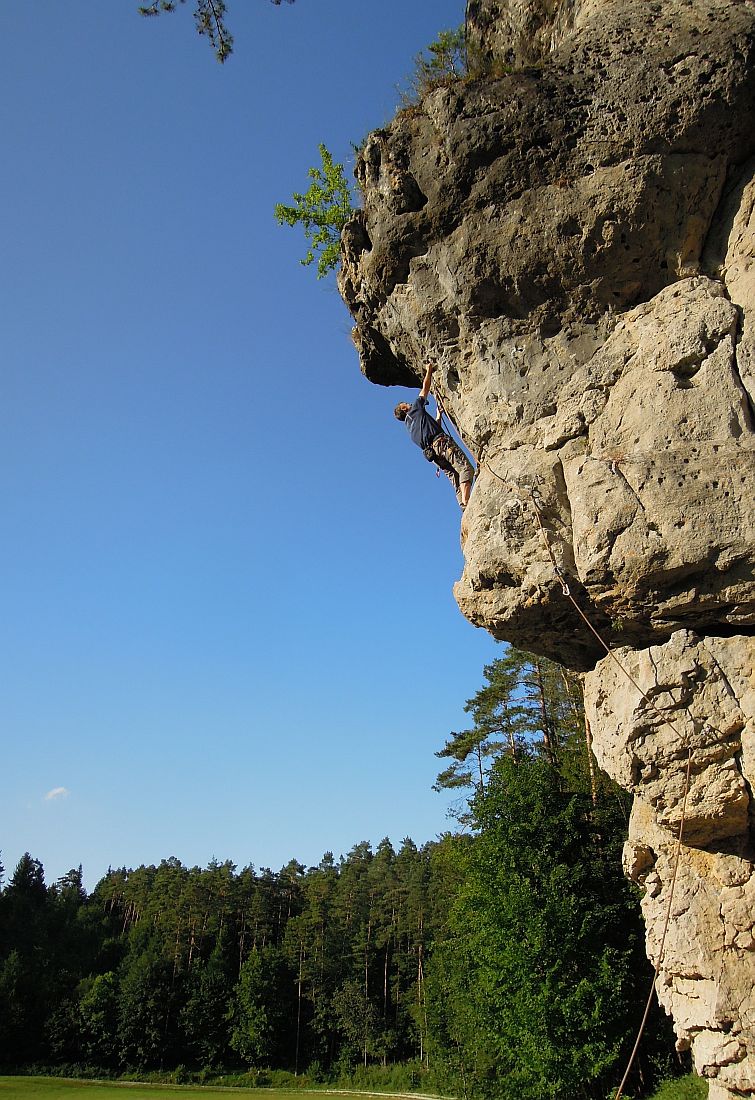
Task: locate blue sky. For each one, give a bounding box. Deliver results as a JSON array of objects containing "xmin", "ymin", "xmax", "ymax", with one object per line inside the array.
[{"xmin": 0, "ymin": 0, "xmax": 499, "ymax": 890}]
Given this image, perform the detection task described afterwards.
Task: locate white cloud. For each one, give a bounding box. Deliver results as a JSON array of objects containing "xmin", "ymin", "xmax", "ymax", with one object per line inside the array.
[{"xmin": 44, "ymin": 786, "xmax": 70, "ymax": 801}]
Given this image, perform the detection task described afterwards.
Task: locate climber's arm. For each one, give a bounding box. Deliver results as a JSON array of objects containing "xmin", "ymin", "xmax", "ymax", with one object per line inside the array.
[{"xmin": 419, "ymin": 363, "xmax": 435, "ymax": 400}]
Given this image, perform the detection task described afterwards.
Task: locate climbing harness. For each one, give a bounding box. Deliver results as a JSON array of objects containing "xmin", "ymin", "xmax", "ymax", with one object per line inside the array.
[
  {"xmin": 423, "ymin": 440, "xmax": 457, "ymax": 477},
  {"xmin": 432, "ymin": 383, "xmax": 710, "ymax": 1097}
]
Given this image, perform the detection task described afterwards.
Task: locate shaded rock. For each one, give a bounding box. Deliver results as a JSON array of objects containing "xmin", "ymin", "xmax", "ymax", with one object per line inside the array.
[
  {"xmin": 588, "ymin": 630, "xmax": 755, "ymax": 1094},
  {"xmin": 584, "ymin": 630, "xmax": 752, "ymax": 846},
  {"xmin": 704, "ymin": 155, "xmax": 755, "ymax": 412}
]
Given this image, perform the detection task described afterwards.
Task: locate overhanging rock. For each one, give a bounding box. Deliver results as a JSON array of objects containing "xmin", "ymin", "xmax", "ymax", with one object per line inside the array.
[{"xmin": 338, "ymin": 0, "xmax": 755, "ymax": 1093}]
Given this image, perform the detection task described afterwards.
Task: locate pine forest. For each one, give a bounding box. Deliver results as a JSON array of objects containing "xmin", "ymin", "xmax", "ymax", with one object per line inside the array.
[{"xmin": 0, "ymin": 649, "xmax": 682, "ymax": 1099}]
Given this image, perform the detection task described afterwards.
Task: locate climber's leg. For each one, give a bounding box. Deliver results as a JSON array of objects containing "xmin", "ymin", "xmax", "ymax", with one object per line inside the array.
[{"xmin": 434, "ymin": 435, "xmax": 474, "ymax": 508}]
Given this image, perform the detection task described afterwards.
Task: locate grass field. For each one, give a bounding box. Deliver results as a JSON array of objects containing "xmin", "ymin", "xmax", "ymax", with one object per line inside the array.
[
  {"xmin": 0, "ymin": 1075, "xmax": 708, "ymax": 1100},
  {"xmin": 0, "ymin": 1083, "xmax": 369, "ymax": 1100},
  {"xmin": 0, "ymin": 1082, "xmax": 251, "ymax": 1100},
  {"xmin": 0, "ymin": 1082, "xmax": 439, "ymax": 1100}
]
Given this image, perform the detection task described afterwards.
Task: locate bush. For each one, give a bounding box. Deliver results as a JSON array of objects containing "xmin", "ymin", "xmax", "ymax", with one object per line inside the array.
[
  {"xmin": 333, "ymin": 1060, "xmax": 434, "ymax": 1093},
  {"xmin": 268, "ymin": 1068, "xmax": 315, "ymax": 1088},
  {"xmin": 398, "ymin": 25, "xmax": 513, "ymax": 109},
  {"xmin": 648, "ymin": 1074, "xmax": 708, "ymax": 1100},
  {"xmin": 399, "ymin": 27, "xmax": 467, "ymax": 105}
]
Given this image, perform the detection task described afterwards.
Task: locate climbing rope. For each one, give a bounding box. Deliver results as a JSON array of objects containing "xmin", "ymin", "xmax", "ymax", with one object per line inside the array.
[
  {"xmin": 480, "ymin": 450, "xmax": 719, "ymax": 745},
  {"xmin": 481, "ymin": 451, "xmax": 701, "ymax": 1094},
  {"xmin": 482, "ymin": 453, "xmax": 708, "ymax": 1091},
  {"xmin": 433, "ymin": 385, "xmax": 709, "ymax": 1095},
  {"xmin": 434, "ymin": 388, "xmax": 719, "ymax": 754}
]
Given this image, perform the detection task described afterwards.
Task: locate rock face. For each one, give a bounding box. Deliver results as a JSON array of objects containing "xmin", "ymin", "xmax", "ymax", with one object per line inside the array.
[
  {"xmin": 338, "ymin": 0, "xmax": 755, "ymax": 1094},
  {"xmin": 585, "ymin": 631, "xmax": 755, "ymax": 1098}
]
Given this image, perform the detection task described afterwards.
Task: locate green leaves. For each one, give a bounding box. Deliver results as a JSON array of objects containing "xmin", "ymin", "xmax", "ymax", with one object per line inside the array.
[
  {"xmin": 229, "ymin": 948, "xmax": 284, "ymax": 1065},
  {"xmin": 429, "ymin": 757, "xmax": 631, "ymax": 1098},
  {"xmin": 274, "ymin": 144, "xmax": 354, "ymax": 279}
]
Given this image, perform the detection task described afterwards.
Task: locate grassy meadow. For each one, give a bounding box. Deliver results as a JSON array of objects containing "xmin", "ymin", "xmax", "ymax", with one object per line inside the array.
[
  {"xmin": 0, "ymin": 1083, "xmax": 411, "ymax": 1100},
  {"xmin": 0, "ymin": 1083, "xmax": 256, "ymax": 1100},
  {"xmin": 0, "ymin": 1082, "xmax": 451, "ymax": 1100},
  {"xmin": 0, "ymin": 1084, "xmax": 387, "ymax": 1100},
  {"xmin": 0, "ymin": 1076, "xmax": 708, "ymax": 1100}
]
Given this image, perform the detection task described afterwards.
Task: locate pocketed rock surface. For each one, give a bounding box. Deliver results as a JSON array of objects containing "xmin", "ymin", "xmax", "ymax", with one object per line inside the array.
[{"xmin": 337, "ymin": 0, "xmax": 755, "ymax": 1093}]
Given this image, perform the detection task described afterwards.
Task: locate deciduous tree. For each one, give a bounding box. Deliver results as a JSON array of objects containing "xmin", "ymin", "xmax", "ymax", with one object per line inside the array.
[
  {"xmin": 274, "ymin": 145, "xmax": 354, "ymax": 278},
  {"xmin": 428, "ymin": 754, "xmax": 663, "ymax": 1100}
]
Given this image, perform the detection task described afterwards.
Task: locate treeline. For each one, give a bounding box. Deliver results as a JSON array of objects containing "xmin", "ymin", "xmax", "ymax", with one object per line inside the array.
[
  {"xmin": 0, "ymin": 648, "xmax": 681, "ymax": 1098},
  {"xmin": 0, "ymin": 840, "xmax": 443, "ymax": 1078}
]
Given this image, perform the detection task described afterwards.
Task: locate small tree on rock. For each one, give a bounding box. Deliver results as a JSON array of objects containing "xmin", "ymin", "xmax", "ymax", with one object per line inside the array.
[{"xmin": 274, "ymin": 145, "xmax": 353, "ymax": 279}]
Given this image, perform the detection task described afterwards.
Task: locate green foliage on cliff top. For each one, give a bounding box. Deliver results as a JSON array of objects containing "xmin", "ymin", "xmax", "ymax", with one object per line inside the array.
[
  {"xmin": 399, "ymin": 26, "xmax": 468, "ymax": 105},
  {"xmin": 399, "ymin": 24, "xmax": 514, "ymax": 109}
]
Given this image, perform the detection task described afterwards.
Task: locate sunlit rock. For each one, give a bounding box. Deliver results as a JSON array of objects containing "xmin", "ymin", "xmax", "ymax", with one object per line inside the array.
[{"xmin": 338, "ymin": 0, "xmax": 755, "ymax": 1091}]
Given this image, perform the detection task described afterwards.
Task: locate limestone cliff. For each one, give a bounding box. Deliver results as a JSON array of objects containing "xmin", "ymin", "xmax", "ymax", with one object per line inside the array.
[{"xmin": 337, "ymin": 1, "xmax": 755, "ymax": 1095}]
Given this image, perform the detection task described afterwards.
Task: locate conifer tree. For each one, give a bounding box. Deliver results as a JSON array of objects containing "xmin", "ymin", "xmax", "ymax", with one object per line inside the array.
[
  {"xmin": 434, "ymin": 646, "xmax": 586, "ymax": 812},
  {"xmin": 434, "ymin": 647, "xmax": 535, "ymax": 805},
  {"xmin": 137, "ymin": 1, "xmax": 295, "ymax": 64}
]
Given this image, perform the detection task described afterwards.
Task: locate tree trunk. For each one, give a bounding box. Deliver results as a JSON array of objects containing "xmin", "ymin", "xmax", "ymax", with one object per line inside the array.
[
  {"xmin": 533, "ymin": 657, "xmax": 557, "ymax": 765},
  {"xmin": 295, "ymin": 939, "xmax": 304, "ymax": 1075},
  {"xmin": 584, "ymin": 714, "xmax": 599, "ymax": 808}
]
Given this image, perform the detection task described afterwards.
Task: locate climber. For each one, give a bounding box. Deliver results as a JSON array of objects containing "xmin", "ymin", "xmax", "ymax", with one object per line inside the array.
[{"xmin": 394, "ymin": 363, "xmax": 474, "ymax": 508}]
